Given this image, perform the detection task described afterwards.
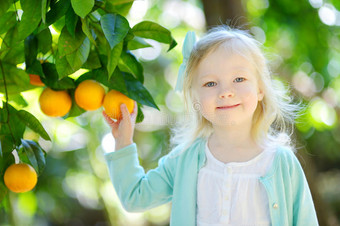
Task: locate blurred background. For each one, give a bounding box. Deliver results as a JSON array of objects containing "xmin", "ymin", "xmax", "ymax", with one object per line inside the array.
[{"xmin": 1, "ymin": 0, "xmax": 340, "ymax": 225}]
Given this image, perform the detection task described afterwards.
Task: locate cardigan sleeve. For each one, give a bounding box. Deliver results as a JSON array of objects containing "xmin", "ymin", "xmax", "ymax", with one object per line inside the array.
[
  {"xmin": 290, "ymin": 152, "xmax": 319, "ymax": 226},
  {"xmin": 104, "ymin": 143, "xmax": 176, "ymax": 212}
]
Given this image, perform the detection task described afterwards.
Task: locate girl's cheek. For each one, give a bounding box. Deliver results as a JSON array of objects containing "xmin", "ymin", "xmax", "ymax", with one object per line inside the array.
[{"xmin": 238, "ymin": 84, "xmax": 256, "ymax": 97}]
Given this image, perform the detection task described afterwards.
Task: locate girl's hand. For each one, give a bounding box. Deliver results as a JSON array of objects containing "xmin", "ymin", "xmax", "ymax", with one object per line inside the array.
[{"xmin": 102, "ymin": 101, "xmax": 138, "ymax": 151}]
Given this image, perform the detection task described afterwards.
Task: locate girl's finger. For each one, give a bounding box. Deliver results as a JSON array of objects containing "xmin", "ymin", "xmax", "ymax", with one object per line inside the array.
[
  {"xmin": 131, "ymin": 101, "xmax": 138, "ymax": 122},
  {"xmin": 102, "ymin": 111, "xmax": 117, "ymax": 127},
  {"xmin": 120, "ymin": 103, "xmax": 130, "ymax": 123}
]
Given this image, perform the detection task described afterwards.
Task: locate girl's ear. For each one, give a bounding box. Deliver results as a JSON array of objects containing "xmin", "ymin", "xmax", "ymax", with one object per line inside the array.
[{"xmin": 257, "ymin": 88, "xmax": 264, "ymax": 101}]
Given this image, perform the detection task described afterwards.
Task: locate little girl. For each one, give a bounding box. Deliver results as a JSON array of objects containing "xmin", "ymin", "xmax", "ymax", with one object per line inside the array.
[{"xmin": 103, "ymin": 26, "xmax": 319, "ymax": 226}]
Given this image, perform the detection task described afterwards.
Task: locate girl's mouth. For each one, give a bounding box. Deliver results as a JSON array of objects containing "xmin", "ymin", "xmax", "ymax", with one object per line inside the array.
[{"xmin": 216, "ymin": 104, "xmax": 240, "ymax": 109}]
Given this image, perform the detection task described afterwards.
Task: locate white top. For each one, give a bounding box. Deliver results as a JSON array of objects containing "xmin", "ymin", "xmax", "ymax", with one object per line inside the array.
[{"xmin": 196, "ymin": 142, "xmax": 277, "ymax": 226}]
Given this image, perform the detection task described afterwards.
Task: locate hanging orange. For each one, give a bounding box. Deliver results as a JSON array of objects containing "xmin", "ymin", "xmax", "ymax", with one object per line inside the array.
[
  {"xmin": 75, "ymin": 80, "xmax": 106, "ymax": 111},
  {"xmin": 29, "ymin": 74, "xmax": 44, "ymax": 86},
  {"xmin": 39, "ymin": 88, "xmax": 72, "ymax": 117},
  {"xmin": 4, "ymin": 163, "xmax": 38, "ymax": 193},
  {"xmin": 103, "ymin": 90, "xmax": 134, "ymax": 120}
]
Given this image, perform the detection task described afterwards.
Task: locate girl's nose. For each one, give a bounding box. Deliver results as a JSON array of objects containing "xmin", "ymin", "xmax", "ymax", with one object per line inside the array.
[{"xmin": 219, "ymin": 89, "xmax": 234, "ymax": 98}]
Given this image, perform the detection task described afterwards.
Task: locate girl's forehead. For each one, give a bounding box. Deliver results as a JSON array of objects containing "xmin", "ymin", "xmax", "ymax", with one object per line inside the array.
[{"xmin": 194, "ymin": 50, "xmax": 257, "ymax": 79}]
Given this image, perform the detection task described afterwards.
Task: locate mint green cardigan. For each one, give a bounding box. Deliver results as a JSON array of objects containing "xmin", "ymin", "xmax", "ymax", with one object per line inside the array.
[{"xmin": 104, "ymin": 138, "xmax": 319, "ymax": 226}]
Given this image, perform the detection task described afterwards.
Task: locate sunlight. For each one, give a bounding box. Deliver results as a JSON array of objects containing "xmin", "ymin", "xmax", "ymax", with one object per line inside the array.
[
  {"xmin": 101, "ymin": 133, "xmax": 115, "ymax": 153},
  {"xmin": 309, "ymin": 0, "xmax": 323, "ymax": 8},
  {"xmin": 319, "ymin": 4, "xmax": 336, "ymax": 26}
]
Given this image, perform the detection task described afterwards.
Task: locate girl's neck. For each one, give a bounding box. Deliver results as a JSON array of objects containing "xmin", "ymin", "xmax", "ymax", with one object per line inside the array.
[
  {"xmin": 208, "ymin": 127, "xmax": 262, "ymax": 163},
  {"xmin": 210, "ymin": 121, "xmax": 256, "ymax": 149}
]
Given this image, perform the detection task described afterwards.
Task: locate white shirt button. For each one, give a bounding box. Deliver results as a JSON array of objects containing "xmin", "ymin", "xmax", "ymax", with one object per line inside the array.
[
  {"xmin": 222, "ymin": 210, "xmax": 228, "ymax": 216},
  {"xmin": 273, "ymin": 203, "xmax": 279, "ymax": 209}
]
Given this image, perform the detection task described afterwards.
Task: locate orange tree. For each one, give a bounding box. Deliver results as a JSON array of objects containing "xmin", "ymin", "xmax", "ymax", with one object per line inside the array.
[{"xmin": 0, "ymin": 0, "xmax": 176, "ymax": 211}]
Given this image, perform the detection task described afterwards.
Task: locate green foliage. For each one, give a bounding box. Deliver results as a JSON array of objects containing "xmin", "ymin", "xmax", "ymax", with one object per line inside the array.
[{"xmin": 0, "ymin": 0, "xmax": 176, "ymax": 207}]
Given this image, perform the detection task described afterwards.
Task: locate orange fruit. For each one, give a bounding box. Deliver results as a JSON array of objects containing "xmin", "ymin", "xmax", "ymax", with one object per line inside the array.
[
  {"xmin": 103, "ymin": 90, "xmax": 134, "ymax": 120},
  {"xmin": 75, "ymin": 80, "xmax": 105, "ymax": 111},
  {"xmin": 29, "ymin": 74, "xmax": 44, "ymax": 86},
  {"xmin": 39, "ymin": 88, "xmax": 72, "ymax": 117},
  {"xmin": 4, "ymin": 163, "xmax": 38, "ymax": 193}
]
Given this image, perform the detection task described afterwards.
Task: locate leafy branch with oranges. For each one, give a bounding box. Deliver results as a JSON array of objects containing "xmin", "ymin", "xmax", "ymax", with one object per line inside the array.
[{"xmin": 0, "ymin": 0, "xmax": 176, "ymax": 208}]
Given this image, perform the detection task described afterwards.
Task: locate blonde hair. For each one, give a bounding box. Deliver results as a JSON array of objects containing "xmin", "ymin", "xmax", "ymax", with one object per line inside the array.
[{"xmin": 170, "ymin": 25, "xmax": 302, "ymax": 152}]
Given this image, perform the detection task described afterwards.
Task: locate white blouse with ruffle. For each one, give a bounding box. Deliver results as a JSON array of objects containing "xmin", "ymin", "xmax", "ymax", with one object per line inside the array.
[{"xmin": 196, "ymin": 142, "xmax": 277, "ymax": 226}]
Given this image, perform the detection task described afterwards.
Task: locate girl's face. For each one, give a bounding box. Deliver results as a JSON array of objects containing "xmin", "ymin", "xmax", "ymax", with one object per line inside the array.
[{"xmin": 191, "ymin": 47, "xmax": 264, "ymax": 128}]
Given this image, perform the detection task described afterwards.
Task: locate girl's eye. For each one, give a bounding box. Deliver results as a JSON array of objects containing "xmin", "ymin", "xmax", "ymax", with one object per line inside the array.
[
  {"xmin": 204, "ymin": 82, "xmax": 217, "ymax": 87},
  {"xmin": 234, "ymin": 77, "xmax": 245, "ymax": 83}
]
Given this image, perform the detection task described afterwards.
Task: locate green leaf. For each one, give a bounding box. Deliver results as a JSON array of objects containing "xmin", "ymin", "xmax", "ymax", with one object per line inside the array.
[
  {"xmin": 8, "ymin": 94, "xmax": 28, "ymax": 108},
  {"xmin": 81, "ymin": 18, "xmax": 96, "ymax": 45},
  {"xmin": 65, "ymin": 7, "xmax": 79, "ymax": 38},
  {"xmin": 58, "ymin": 26, "xmax": 86, "ymax": 57},
  {"xmin": 20, "ymin": 140, "xmax": 39, "ymax": 172},
  {"xmin": 107, "ymin": 41, "xmax": 123, "ymax": 78},
  {"xmin": 41, "ymin": 0, "xmax": 48, "ymax": 23},
  {"xmin": 28, "ymin": 141, "xmax": 46, "ymax": 176},
  {"xmin": 0, "ymin": 152, "xmax": 15, "ymax": 176},
  {"xmin": 0, "ymin": 135, "xmax": 14, "ymax": 155},
  {"xmin": 123, "ymin": 72, "xmax": 158, "ymax": 109},
  {"xmin": 41, "ymin": 62, "xmax": 58, "ymax": 83},
  {"xmin": 136, "ymin": 104, "xmax": 144, "ymax": 123},
  {"xmin": 16, "ymin": 110, "xmax": 51, "ymax": 141},
  {"xmin": 100, "ymin": 13, "xmax": 130, "ymax": 49},
  {"xmin": 118, "ymin": 51, "xmax": 144, "ymax": 83},
  {"xmin": 107, "ymin": 0, "xmax": 134, "ymax": 5},
  {"xmin": 71, "ymin": 0, "xmax": 94, "ymax": 18},
  {"xmin": 127, "ymin": 36, "xmax": 152, "ymax": 50},
  {"xmin": 26, "ymin": 60, "xmax": 45, "ymax": 78},
  {"xmin": 0, "ymin": 27, "xmax": 25, "ymax": 65},
  {"xmin": 46, "ymin": 0, "xmax": 71, "ymax": 26},
  {"xmin": 20, "ymin": 140, "xmax": 46, "ymax": 175},
  {"xmin": 82, "ymin": 50, "xmax": 102, "ymax": 70},
  {"xmin": 66, "ymin": 88, "xmax": 86, "ymax": 118},
  {"xmin": 0, "ymin": 104, "xmax": 26, "ymax": 146},
  {"xmin": 24, "ymin": 35, "xmax": 38, "ymax": 68},
  {"xmin": 105, "ymin": 1, "xmax": 134, "ymax": 16},
  {"xmin": 131, "ymin": 21, "xmax": 177, "ymax": 51},
  {"xmin": 0, "ymin": 63, "xmax": 31, "ymax": 95},
  {"xmin": 0, "ymin": 12, "xmax": 17, "ymax": 35},
  {"xmin": 0, "ymin": 0, "xmax": 11, "ymax": 17},
  {"xmin": 66, "ymin": 37, "xmax": 91, "ymax": 71},
  {"xmin": 51, "ymin": 77, "xmax": 76, "ymax": 90},
  {"xmin": 41, "ymin": 62, "xmax": 76, "ymax": 89},
  {"xmin": 17, "ymin": 0, "xmax": 42, "ymax": 41},
  {"xmin": 36, "ymin": 28, "xmax": 52, "ymax": 54},
  {"xmin": 1, "ymin": 44, "xmax": 25, "ymax": 65},
  {"xmin": 56, "ymin": 53, "xmax": 78, "ymax": 78},
  {"xmin": 0, "ymin": 181, "xmax": 8, "ymax": 203}
]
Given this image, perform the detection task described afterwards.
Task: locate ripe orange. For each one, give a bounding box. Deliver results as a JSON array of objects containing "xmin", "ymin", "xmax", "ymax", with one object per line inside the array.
[
  {"xmin": 4, "ymin": 163, "xmax": 38, "ymax": 193},
  {"xmin": 39, "ymin": 88, "xmax": 72, "ymax": 117},
  {"xmin": 29, "ymin": 74, "xmax": 44, "ymax": 86},
  {"xmin": 103, "ymin": 90, "xmax": 134, "ymax": 120},
  {"xmin": 75, "ymin": 80, "xmax": 105, "ymax": 111}
]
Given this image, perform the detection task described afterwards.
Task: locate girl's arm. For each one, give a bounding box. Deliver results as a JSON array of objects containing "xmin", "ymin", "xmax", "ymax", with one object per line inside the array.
[
  {"xmin": 102, "ymin": 102, "xmax": 175, "ymax": 211},
  {"xmin": 104, "ymin": 144, "xmax": 175, "ymax": 211},
  {"xmin": 291, "ymin": 154, "xmax": 319, "ymax": 226}
]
